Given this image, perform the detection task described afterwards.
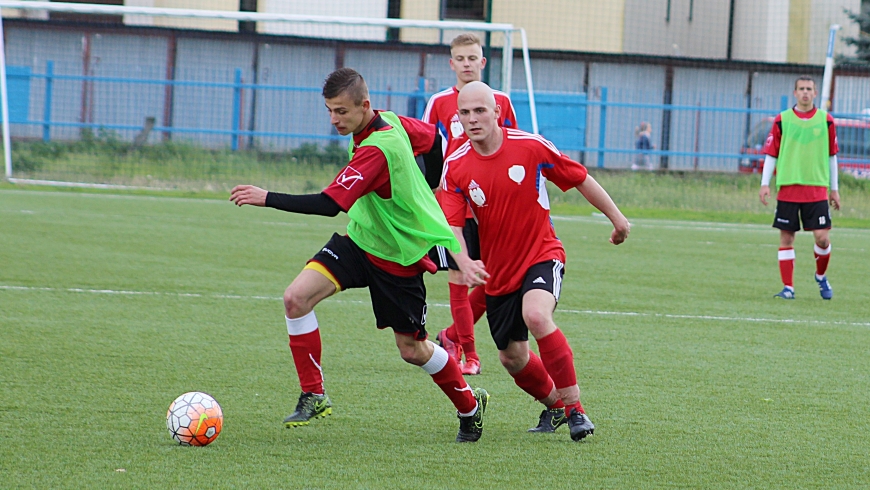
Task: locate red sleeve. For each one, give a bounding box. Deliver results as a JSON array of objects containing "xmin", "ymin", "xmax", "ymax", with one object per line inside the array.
[
  {"xmin": 827, "ymin": 114, "xmax": 838, "ymax": 156},
  {"xmin": 762, "ymin": 115, "xmax": 782, "ymax": 158},
  {"xmin": 398, "ymin": 115, "xmax": 437, "ymax": 155},
  {"xmin": 423, "ymin": 98, "xmax": 439, "ymax": 125},
  {"xmin": 498, "ymin": 96, "xmax": 518, "ymax": 129},
  {"xmin": 441, "ymin": 166, "xmax": 468, "ymax": 227},
  {"xmin": 527, "ymin": 138, "xmax": 588, "ymax": 191},
  {"xmin": 322, "ymin": 146, "xmax": 390, "ymax": 211}
]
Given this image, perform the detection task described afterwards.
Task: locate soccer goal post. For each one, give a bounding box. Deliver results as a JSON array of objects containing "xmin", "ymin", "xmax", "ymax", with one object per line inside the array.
[{"xmin": 0, "ymin": 0, "xmax": 538, "ymax": 189}]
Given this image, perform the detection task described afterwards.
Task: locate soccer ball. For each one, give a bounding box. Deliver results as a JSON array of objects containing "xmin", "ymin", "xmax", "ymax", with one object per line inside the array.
[{"xmin": 166, "ymin": 391, "xmax": 223, "ymax": 446}]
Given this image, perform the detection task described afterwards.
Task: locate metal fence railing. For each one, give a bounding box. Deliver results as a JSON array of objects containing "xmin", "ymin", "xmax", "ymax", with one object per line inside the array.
[{"xmin": 8, "ymin": 62, "xmax": 870, "ymax": 175}]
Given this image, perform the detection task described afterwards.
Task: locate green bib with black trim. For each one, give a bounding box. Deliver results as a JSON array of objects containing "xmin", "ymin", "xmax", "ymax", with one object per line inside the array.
[{"xmin": 346, "ymin": 111, "xmax": 459, "ymax": 266}]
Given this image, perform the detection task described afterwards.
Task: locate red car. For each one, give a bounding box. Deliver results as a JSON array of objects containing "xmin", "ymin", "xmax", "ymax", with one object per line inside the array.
[{"xmin": 739, "ymin": 115, "xmax": 870, "ymax": 179}]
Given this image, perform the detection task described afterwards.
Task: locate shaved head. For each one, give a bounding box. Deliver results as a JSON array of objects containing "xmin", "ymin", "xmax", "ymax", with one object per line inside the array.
[
  {"xmin": 457, "ymin": 81, "xmax": 496, "ymax": 110},
  {"xmin": 457, "ymin": 81, "xmax": 502, "ymax": 153}
]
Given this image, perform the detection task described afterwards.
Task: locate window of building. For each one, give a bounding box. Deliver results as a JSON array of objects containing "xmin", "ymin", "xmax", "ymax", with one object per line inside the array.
[
  {"xmin": 441, "ymin": 0, "xmax": 486, "ymax": 21},
  {"xmin": 239, "ymin": 0, "xmax": 257, "ymax": 33}
]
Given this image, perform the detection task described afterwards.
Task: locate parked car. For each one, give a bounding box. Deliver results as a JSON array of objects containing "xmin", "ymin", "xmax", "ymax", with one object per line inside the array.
[{"xmin": 739, "ymin": 115, "xmax": 870, "ymax": 179}]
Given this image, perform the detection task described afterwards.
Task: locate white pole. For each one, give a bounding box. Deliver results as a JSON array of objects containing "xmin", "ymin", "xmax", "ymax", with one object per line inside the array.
[
  {"xmin": 820, "ymin": 24, "xmax": 840, "ymax": 111},
  {"xmin": 519, "ymin": 28, "xmax": 538, "ymax": 135},
  {"xmin": 501, "ymin": 29, "xmax": 512, "ymax": 95},
  {"xmin": 0, "ymin": 10, "xmax": 12, "ymax": 179}
]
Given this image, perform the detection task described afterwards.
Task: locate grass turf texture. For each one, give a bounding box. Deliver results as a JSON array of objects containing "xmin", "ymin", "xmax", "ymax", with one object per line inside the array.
[
  {"xmin": 1, "ymin": 188, "xmax": 869, "ymax": 488},
  {"xmin": 9, "ymin": 137, "xmax": 870, "ymax": 225}
]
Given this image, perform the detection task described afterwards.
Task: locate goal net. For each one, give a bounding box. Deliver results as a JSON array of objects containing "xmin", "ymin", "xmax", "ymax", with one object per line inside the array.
[{"xmin": 0, "ymin": 1, "xmax": 536, "ymax": 191}]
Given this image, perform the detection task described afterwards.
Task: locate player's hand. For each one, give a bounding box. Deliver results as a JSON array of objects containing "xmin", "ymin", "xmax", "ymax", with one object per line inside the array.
[
  {"xmin": 830, "ymin": 190, "xmax": 841, "ymax": 211},
  {"xmin": 230, "ymin": 185, "xmax": 268, "ymax": 207},
  {"xmin": 609, "ymin": 218, "xmax": 630, "ymax": 245},
  {"xmin": 759, "ymin": 185, "xmax": 771, "ymax": 206},
  {"xmin": 457, "ymin": 257, "xmax": 489, "ymax": 287}
]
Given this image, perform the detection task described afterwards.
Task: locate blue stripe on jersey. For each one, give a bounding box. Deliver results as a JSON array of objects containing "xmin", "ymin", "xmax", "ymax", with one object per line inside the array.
[
  {"xmin": 435, "ymin": 121, "xmax": 448, "ymax": 141},
  {"xmin": 535, "ymin": 162, "xmax": 554, "ymax": 193}
]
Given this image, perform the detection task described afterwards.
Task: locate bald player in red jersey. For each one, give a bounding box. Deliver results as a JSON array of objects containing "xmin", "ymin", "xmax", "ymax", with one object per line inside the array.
[
  {"xmin": 441, "ymin": 81, "xmax": 630, "ymax": 441},
  {"xmin": 423, "ymin": 33, "xmax": 518, "ymax": 376}
]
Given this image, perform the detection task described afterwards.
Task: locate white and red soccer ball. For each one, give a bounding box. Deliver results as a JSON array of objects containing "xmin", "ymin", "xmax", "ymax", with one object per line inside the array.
[{"xmin": 166, "ymin": 391, "xmax": 223, "ymax": 446}]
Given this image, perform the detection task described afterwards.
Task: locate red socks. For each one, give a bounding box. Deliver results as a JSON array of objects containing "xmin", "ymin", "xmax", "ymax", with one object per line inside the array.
[
  {"xmin": 510, "ymin": 351, "xmax": 555, "ymax": 401},
  {"xmin": 288, "ymin": 331, "xmax": 324, "ymax": 394},
  {"xmin": 814, "ymin": 244, "xmax": 831, "ymax": 277},
  {"xmin": 536, "ymin": 329, "xmax": 577, "ymax": 391},
  {"xmin": 431, "ymin": 355, "xmax": 477, "ymax": 414},
  {"xmin": 778, "ymin": 247, "xmax": 795, "ymax": 288},
  {"xmin": 449, "ymin": 283, "xmax": 478, "ymax": 361}
]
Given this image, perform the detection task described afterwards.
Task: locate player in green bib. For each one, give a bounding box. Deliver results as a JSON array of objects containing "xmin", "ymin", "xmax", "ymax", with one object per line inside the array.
[
  {"xmin": 759, "ymin": 76, "xmax": 841, "ymax": 300},
  {"xmin": 230, "ymin": 68, "xmax": 489, "ymax": 442}
]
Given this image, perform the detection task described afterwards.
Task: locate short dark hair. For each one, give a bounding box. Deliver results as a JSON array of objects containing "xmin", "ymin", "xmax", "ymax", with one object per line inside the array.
[
  {"xmin": 794, "ymin": 75, "xmax": 816, "ymax": 90},
  {"xmin": 322, "ymin": 67, "xmax": 369, "ymax": 105}
]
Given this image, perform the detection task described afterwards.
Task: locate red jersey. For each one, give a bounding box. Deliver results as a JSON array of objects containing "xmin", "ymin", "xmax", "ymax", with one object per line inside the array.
[
  {"xmin": 322, "ymin": 111, "xmax": 438, "ymax": 276},
  {"xmin": 423, "ymin": 86, "xmax": 517, "ymax": 150},
  {"xmin": 442, "ymin": 128, "xmax": 588, "ymax": 296},
  {"xmin": 762, "ymin": 106, "xmax": 838, "ymax": 202},
  {"xmin": 424, "ymin": 86, "xmax": 518, "ymax": 216}
]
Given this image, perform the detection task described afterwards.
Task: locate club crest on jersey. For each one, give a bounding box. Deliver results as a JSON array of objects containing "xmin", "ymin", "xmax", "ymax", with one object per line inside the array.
[
  {"xmin": 449, "ymin": 114, "xmax": 464, "ymax": 138},
  {"xmin": 468, "ymin": 180, "xmax": 486, "ymax": 207},
  {"xmin": 508, "ymin": 165, "xmax": 525, "ymax": 184},
  {"xmin": 336, "ymin": 166, "xmax": 363, "ymax": 190}
]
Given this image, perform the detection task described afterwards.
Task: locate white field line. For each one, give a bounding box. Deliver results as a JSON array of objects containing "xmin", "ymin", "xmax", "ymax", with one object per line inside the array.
[
  {"xmin": 3, "ymin": 284, "xmax": 869, "ymax": 328},
  {"xmin": 556, "ymin": 214, "xmax": 870, "ymax": 238},
  {"xmin": 3, "ymin": 189, "xmax": 867, "ymax": 237}
]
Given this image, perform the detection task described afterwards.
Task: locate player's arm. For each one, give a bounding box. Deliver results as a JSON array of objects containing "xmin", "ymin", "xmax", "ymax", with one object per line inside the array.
[
  {"xmin": 229, "ymin": 185, "xmax": 342, "ymax": 216},
  {"xmin": 441, "ymin": 171, "xmax": 488, "ymax": 286},
  {"xmin": 575, "ymin": 176, "xmax": 631, "ymax": 245},
  {"xmin": 827, "ymin": 115, "xmax": 841, "ymax": 210},
  {"xmin": 448, "ymin": 225, "xmax": 487, "ymax": 287},
  {"xmin": 829, "ymin": 155, "xmax": 840, "ymax": 210},
  {"xmin": 759, "ymin": 118, "xmax": 782, "ymax": 206},
  {"xmin": 418, "ymin": 132, "xmax": 444, "ymax": 189},
  {"xmin": 759, "ymin": 155, "xmax": 776, "ymax": 206}
]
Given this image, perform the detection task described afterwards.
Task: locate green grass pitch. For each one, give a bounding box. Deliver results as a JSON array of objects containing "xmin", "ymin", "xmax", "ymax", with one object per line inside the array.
[{"xmin": 1, "ymin": 188, "xmax": 869, "ymax": 489}]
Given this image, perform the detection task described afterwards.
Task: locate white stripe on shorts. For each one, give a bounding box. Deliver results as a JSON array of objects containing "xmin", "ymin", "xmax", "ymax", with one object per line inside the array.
[
  {"xmin": 551, "ymin": 260, "xmax": 564, "ymax": 300},
  {"xmin": 436, "ymin": 245, "xmax": 449, "ymax": 268}
]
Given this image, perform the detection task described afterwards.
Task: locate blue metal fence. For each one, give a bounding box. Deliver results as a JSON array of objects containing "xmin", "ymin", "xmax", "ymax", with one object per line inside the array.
[{"xmin": 7, "ymin": 61, "xmax": 870, "ymax": 173}]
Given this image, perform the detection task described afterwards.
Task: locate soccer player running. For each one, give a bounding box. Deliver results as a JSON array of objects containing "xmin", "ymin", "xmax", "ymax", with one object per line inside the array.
[
  {"xmin": 423, "ymin": 33, "xmax": 518, "ymax": 376},
  {"xmin": 229, "ymin": 68, "xmax": 488, "ymax": 442},
  {"xmin": 759, "ymin": 75, "xmax": 840, "ymax": 300},
  {"xmin": 441, "ymin": 81, "xmax": 630, "ymax": 441}
]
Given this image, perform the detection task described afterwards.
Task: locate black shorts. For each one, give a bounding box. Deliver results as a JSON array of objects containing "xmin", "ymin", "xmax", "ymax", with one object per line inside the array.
[
  {"xmin": 773, "ymin": 200, "xmax": 832, "ymax": 232},
  {"xmin": 310, "ymin": 233, "xmax": 428, "ymax": 340},
  {"xmin": 427, "ymin": 218, "xmax": 480, "ymax": 271},
  {"xmin": 485, "ymin": 260, "xmax": 565, "ymax": 351}
]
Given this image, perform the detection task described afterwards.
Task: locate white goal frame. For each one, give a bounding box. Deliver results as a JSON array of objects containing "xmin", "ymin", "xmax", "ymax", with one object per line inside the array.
[{"xmin": 0, "ymin": 0, "xmax": 539, "ymax": 181}]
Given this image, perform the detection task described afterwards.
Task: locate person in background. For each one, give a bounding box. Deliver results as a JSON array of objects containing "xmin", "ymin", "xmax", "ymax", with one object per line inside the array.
[
  {"xmin": 759, "ymin": 75, "xmax": 840, "ymax": 300},
  {"xmin": 631, "ymin": 121, "xmax": 654, "ymax": 171}
]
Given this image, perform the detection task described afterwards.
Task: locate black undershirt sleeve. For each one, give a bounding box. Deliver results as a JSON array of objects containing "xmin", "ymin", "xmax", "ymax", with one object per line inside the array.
[
  {"xmin": 417, "ymin": 132, "xmax": 444, "ymax": 190},
  {"xmin": 264, "ymin": 192, "xmax": 343, "ymax": 217}
]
